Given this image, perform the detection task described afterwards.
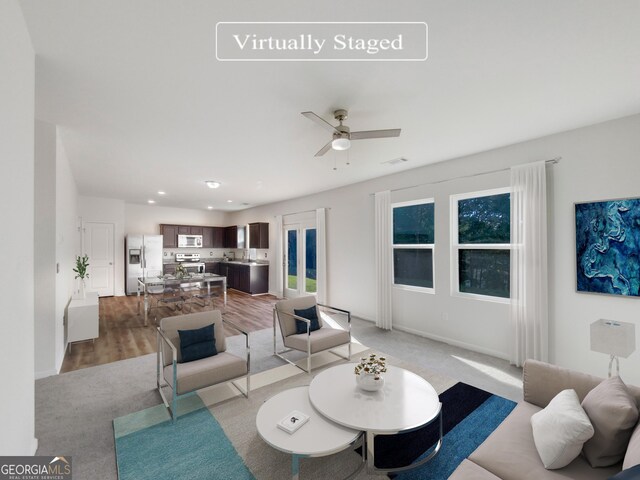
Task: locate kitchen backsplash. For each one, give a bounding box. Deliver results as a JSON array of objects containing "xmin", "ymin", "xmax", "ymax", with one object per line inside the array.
[{"xmin": 163, "ymin": 247, "xmax": 270, "ymax": 261}]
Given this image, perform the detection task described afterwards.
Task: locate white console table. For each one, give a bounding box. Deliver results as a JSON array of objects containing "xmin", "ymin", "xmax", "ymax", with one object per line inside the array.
[{"xmin": 67, "ymin": 291, "xmax": 99, "ymax": 348}]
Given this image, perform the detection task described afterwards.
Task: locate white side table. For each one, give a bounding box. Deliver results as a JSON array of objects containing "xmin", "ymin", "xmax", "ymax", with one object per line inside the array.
[
  {"xmin": 256, "ymin": 386, "xmax": 363, "ymax": 480},
  {"xmin": 309, "ymin": 364, "xmax": 442, "ymax": 475},
  {"xmin": 67, "ymin": 291, "xmax": 99, "ymax": 349}
]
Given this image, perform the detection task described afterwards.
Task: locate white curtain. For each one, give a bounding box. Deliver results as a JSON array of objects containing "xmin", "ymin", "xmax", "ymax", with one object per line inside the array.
[
  {"xmin": 274, "ymin": 215, "xmax": 284, "ymax": 298},
  {"xmin": 510, "ymin": 161, "xmax": 548, "ymax": 366},
  {"xmin": 375, "ymin": 191, "xmax": 393, "ymax": 330},
  {"xmin": 316, "ymin": 208, "xmax": 327, "ymax": 304}
]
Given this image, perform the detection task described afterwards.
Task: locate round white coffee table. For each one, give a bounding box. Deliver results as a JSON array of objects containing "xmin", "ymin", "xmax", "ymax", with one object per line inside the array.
[
  {"xmin": 256, "ymin": 385, "xmax": 364, "ymax": 479},
  {"xmin": 308, "ymin": 363, "xmax": 442, "ymax": 474}
]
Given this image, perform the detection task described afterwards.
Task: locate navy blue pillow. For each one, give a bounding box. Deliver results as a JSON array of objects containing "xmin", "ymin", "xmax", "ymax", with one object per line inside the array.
[
  {"xmin": 609, "ymin": 465, "xmax": 640, "ymax": 480},
  {"xmin": 294, "ymin": 306, "xmax": 321, "ymax": 334},
  {"xmin": 178, "ymin": 323, "xmax": 217, "ymax": 363}
]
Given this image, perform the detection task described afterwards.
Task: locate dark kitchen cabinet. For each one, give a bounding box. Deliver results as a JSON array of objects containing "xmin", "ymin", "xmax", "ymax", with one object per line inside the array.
[
  {"xmin": 224, "ymin": 226, "xmax": 238, "ymax": 249},
  {"xmin": 204, "ymin": 262, "xmax": 219, "ymax": 274},
  {"xmin": 200, "ymin": 227, "xmax": 224, "ymax": 248},
  {"xmin": 178, "ymin": 226, "xmax": 190, "ymax": 235},
  {"xmin": 249, "ymin": 222, "xmax": 269, "ymax": 249},
  {"xmin": 221, "ymin": 263, "xmax": 237, "ymax": 289},
  {"xmin": 249, "ymin": 265, "xmax": 269, "ymax": 294},
  {"xmin": 189, "ymin": 226, "xmax": 203, "ymax": 235},
  {"xmin": 220, "ymin": 262, "xmax": 268, "ymax": 294},
  {"xmin": 212, "ymin": 227, "xmax": 225, "ymax": 248},
  {"xmin": 236, "ymin": 265, "xmax": 251, "ymax": 293},
  {"xmin": 161, "ymin": 225, "xmax": 178, "ymax": 248},
  {"xmin": 202, "ymin": 227, "xmax": 213, "ymax": 248}
]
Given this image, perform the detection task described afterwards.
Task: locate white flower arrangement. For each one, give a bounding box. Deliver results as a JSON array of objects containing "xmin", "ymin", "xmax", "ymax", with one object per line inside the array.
[{"xmin": 354, "ymin": 353, "xmax": 387, "ymax": 380}]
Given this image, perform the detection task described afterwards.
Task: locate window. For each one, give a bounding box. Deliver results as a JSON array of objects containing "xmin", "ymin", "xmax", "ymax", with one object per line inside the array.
[
  {"xmin": 392, "ymin": 199, "xmax": 435, "ymax": 291},
  {"xmin": 451, "ymin": 188, "xmax": 510, "ymax": 301}
]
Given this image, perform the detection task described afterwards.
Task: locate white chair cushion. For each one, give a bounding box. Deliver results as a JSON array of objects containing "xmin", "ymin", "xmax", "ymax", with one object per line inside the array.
[{"xmin": 531, "ymin": 389, "xmax": 594, "ymax": 469}]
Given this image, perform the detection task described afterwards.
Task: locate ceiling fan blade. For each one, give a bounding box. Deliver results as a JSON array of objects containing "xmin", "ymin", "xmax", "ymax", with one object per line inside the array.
[
  {"xmin": 314, "ymin": 140, "xmax": 333, "ymax": 157},
  {"xmin": 302, "ymin": 111, "xmax": 339, "ymax": 133},
  {"xmin": 350, "ymin": 128, "xmax": 401, "ymax": 140}
]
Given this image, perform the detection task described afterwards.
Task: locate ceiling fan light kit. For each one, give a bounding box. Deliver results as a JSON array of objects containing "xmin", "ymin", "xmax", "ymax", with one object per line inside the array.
[
  {"xmin": 331, "ymin": 136, "xmax": 351, "ymax": 150},
  {"xmin": 302, "ymin": 109, "xmax": 401, "ymax": 157}
]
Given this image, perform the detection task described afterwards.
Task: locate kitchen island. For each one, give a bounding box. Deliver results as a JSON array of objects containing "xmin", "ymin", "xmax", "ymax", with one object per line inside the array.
[{"xmin": 137, "ymin": 274, "xmax": 227, "ymax": 326}]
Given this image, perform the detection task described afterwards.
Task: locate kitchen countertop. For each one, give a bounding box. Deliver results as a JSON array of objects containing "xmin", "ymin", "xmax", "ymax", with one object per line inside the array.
[{"xmin": 163, "ymin": 258, "xmax": 269, "ymax": 266}]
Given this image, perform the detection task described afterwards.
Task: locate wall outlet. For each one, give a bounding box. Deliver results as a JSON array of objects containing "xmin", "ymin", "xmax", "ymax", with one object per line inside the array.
[{"xmin": 264, "ymin": 253, "xmax": 267, "ymax": 258}]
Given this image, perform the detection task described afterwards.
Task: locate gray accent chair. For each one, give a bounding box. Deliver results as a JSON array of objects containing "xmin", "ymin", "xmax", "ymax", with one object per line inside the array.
[
  {"xmin": 273, "ymin": 296, "xmax": 351, "ymax": 373},
  {"xmin": 156, "ymin": 310, "xmax": 250, "ymax": 422}
]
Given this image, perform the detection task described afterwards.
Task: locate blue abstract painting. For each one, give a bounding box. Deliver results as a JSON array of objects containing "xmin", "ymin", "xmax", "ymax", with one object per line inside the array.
[{"xmin": 575, "ymin": 198, "xmax": 640, "ymax": 297}]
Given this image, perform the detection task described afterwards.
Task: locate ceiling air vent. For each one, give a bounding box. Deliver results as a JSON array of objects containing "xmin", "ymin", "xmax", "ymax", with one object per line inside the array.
[{"xmin": 382, "ymin": 157, "xmax": 408, "ymax": 166}]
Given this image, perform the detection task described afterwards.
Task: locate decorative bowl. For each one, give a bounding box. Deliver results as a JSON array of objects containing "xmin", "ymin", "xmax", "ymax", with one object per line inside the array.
[{"xmin": 356, "ymin": 372, "xmax": 385, "ymax": 392}]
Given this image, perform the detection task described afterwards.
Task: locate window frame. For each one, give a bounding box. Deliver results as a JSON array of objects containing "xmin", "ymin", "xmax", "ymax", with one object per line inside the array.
[
  {"xmin": 450, "ymin": 187, "xmax": 511, "ymax": 303},
  {"xmin": 392, "ymin": 197, "xmax": 435, "ymax": 294}
]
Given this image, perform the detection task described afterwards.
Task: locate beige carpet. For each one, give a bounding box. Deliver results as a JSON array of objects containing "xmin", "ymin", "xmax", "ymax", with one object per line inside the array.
[{"xmin": 196, "ymin": 344, "xmax": 457, "ymax": 480}]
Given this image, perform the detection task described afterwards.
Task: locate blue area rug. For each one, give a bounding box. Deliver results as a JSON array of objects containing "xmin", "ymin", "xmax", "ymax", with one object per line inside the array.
[
  {"xmin": 380, "ymin": 382, "xmax": 516, "ymax": 479},
  {"xmin": 114, "ymin": 395, "xmax": 254, "ymax": 480},
  {"xmin": 114, "ymin": 382, "xmax": 514, "ymax": 480}
]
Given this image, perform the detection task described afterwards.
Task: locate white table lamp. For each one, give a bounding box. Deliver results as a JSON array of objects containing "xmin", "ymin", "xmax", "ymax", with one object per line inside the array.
[{"xmin": 590, "ymin": 319, "xmax": 636, "ymax": 377}]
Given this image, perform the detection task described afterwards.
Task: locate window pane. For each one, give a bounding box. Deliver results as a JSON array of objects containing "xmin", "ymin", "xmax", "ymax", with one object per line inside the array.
[
  {"xmin": 458, "ymin": 193, "xmax": 510, "ymax": 244},
  {"xmin": 287, "ymin": 230, "xmax": 297, "ymax": 289},
  {"xmin": 393, "ymin": 203, "xmax": 434, "ymax": 244},
  {"xmin": 305, "ymin": 229, "xmax": 317, "ymax": 293},
  {"xmin": 394, "ymin": 248, "xmax": 433, "ymax": 288},
  {"xmin": 458, "ymin": 249, "xmax": 510, "ymax": 298}
]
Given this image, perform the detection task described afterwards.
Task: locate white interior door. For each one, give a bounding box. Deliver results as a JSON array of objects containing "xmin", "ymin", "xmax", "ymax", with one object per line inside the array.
[
  {"xmin": 83, "ymin": 222, "xmax": 115, "ymax": 297},
  {"xmin": 283, "ymin": 222, "xmax": 317, "ymax": 298}
]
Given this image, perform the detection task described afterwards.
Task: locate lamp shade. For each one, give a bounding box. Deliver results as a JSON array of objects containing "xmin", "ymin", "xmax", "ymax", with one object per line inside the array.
[{"xmin": 590, "ymin": 319, "xmax": 636, "ymax": 358}]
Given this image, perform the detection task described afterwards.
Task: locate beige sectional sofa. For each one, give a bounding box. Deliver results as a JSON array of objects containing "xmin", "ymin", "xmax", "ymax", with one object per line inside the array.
[{"xmin": 449, "ymin": 360, "xmax": 640, "ymax": 480}]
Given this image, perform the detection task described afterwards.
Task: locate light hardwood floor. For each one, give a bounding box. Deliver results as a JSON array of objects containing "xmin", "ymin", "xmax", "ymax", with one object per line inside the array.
[{"xmin": 60, "ymin": 290, "xmax": 278, "ymax": 373}]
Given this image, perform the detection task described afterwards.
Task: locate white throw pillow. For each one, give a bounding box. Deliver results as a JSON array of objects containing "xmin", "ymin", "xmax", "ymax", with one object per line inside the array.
[{"xmin": 531, "ymin": 389, "xmax": 595, "ymax": 469}]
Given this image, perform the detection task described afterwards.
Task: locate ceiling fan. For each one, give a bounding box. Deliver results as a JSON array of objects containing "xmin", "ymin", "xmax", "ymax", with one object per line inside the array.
[{"xmin": 301, "ymin": 109, "xmax": 401, "ymax": 157}]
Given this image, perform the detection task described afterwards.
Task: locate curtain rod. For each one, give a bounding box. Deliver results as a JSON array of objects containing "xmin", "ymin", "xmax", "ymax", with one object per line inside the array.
[{"xmin": 369, "ymin": 157, "xmax": 561, "ymax": 196}]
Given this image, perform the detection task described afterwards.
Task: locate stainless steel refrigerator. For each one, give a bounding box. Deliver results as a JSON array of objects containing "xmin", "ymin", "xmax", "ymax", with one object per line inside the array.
[{"xmin": 126, "ymin": 234, "xmax": 163, "ymax": 295}]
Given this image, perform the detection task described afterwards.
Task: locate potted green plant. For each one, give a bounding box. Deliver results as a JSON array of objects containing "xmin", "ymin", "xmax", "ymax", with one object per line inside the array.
[
  {"xmin": 354, "ymin": 353, "xmax": 387, "ymax": 391},
  {"xmin": 73, "ymin": 254, "xmax": 90, "ymax": 298}
]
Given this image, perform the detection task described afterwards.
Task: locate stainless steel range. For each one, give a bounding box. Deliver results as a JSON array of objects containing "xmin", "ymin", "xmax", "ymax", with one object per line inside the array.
[{"xmin": 175, "ymin": 253, "xmax": 205, "ymax": 274}]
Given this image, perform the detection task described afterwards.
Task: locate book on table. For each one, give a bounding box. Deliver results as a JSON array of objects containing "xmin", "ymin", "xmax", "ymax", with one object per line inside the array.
[{"xmin": 277, "ymin": 410, "xmax": 309, "ymax": 434}]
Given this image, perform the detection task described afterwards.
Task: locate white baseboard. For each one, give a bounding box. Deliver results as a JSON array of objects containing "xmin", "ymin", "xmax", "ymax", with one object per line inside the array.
[
  {"xmin": 31, "ymin": 437, "xmax": 39, "ymax": 455},
  {"xmin": 35, "ymin": 368, "xmax": 58, "ymax": 380},
  {"xmin": 392, "ymin": 324, "xmax": 509, "ymax": 361}
]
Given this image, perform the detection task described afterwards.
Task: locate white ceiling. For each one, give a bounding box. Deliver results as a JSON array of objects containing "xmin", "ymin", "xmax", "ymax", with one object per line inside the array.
[{"xmin": 20, "ymin": 0, "xmax": 640, "ymax": 211}]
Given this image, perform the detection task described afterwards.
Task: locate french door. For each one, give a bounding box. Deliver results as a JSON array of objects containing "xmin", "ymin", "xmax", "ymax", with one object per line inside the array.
[{"xmin": 283, "ymin": 222, "xmax": 317, "ymax": 298}]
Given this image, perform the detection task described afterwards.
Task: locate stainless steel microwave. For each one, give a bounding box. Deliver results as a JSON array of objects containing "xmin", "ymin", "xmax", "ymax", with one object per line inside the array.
[{"xmin": 177, "ymin": 234, "xmax": 203, "ymax": 248}]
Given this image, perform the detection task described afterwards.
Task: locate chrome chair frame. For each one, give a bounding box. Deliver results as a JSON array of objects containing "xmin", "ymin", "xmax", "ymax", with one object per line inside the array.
[
  {"xmin": 273, "ymin": 302, "xmax": 352, "ymax": 373},
  {"xmin": 156, "ymin": 317, "xmax": 250, "ymax": 423}
]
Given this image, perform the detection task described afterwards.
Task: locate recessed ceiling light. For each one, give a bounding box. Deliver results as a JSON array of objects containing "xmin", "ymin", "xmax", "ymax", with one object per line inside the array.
[
  {"xmin": 205, "ymin": 181, "xmax": 221, "ymax": 189},
  {"xmin": 157, "ymin": 191, "xmax": 166, "ymax": 195},
  {"xmin": 207, "ymin": 206, "xmax": 213, "ymax": 210},
  {"xmin": 227, "ymin": 200, "xmax": 233, "ymax": 203},
  {"xmin": 148, "ymin": 199, "xmax": 156, "ymax": 204}
]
